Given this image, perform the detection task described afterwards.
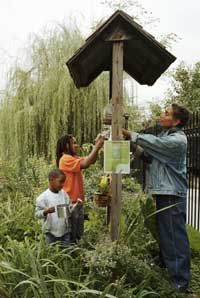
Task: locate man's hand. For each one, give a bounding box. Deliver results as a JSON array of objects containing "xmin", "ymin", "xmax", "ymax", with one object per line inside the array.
[
  {"xmin": 43, "ymin": 206, "xmax": 55, "ymax": 216},
  {"xmin": 122, "ymin": 129, "xmax": 131, "ymax": 140}
]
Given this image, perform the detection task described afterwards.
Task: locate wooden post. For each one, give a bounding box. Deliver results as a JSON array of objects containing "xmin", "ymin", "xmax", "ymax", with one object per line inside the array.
[
  {"xmin": 110, "ymin": 41, "xmax": 123, "ymax": 241},
  {"xmin": 109, "ymin": 69, "xmax": 112, "ymax": 100}
]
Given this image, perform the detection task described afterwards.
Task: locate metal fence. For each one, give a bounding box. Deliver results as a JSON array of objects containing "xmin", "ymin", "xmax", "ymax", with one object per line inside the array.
[
  {"xmin": 132, "ymin": 113, "xmax": 200, "ymax": 232},
  {"xmin": 184, "ymin": 112, "xmax": 200, "ymax": 231}
]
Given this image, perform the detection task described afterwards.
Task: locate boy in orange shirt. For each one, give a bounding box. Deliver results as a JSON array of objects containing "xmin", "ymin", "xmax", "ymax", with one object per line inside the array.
[{"xmin": 56, "ymin": 134, "xmax": 104, "ymax": 243}]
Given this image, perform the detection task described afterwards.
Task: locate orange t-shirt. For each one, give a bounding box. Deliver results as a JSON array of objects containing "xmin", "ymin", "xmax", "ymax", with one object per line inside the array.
[{"xmin": 59, "ymin": 154, "xmax": 84, "ymax": 203}]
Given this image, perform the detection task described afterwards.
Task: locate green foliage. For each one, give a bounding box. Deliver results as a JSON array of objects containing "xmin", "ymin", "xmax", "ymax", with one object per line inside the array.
[
  {"xmin": 187, "ymin": 225, "xmax": 200, "ymax": 251},
  {"xmin": 140, "ymin": 196, "xmax": 159, "ymax": 242},
  {"xmin": 0, "ymin": 238, "xmax": 86, "ymax": 298},
  {"xmin": 82, "ymin": 196, "xmax": 178, "ymax": 298},
  {"xmin": 0, "ymin": 158, "xmax": 89, "ymax": 297},
  {"xmin": 148, "ymin": 102, "xmax": 162, "ymax": 125},
  {"xmin": 0, "ymin": 158, "xmax": 200, "ymax": 297},
  {"xmin": 0, "ymin": 24, "xmax": 109, "ymax": 163},
  {"xmin": 123, "ymin": 104, "xmax": 144, "ymax": 131},
  {"xmin": 166, "ymin": 62, "xmax": 200, "ymax": 111},
  {"xmin": 83, "ymin": 208, "xmax": 108, "ymax": 245},
  {"xmin": 186, "ymin": 226, "xmax": 200, "ymax": 295},
  {"xmin": 1, "ymin": 156, "xmax": 52, "ymax": 198},
  {"xmin": 84, "ymin": 162, "xmax": 105, "ymax": 200},
  {"xmin": 0, "ymin": 158, "xmax": 53, "ymax": 245},
  {"xmin": 0, "ymin": 192, "xmax": 40, "ymax": 244},
  {"xmin": 122, "ymin": 176, "xmax": 141, "ymax": 193},
  {"xmin": 121, "ymin": 190, "xmax": 155, "ymax": 253}
]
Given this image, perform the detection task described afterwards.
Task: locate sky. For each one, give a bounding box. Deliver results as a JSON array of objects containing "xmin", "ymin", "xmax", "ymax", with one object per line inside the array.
[{"xmin": 0, "ymin": 0, "xmax": 200, "ymax": 111}]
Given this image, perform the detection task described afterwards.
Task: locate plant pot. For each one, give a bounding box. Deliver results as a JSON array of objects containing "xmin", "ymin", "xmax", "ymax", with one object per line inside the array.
[{"xmin": 93, "ymin": 193, "xmax": 111, "ymax": 207}]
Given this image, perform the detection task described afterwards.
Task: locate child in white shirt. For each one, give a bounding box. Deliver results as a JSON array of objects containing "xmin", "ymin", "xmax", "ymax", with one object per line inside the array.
[{"xmin": 35, "ymin": 169, "xmax": 71, "ymax": 245}]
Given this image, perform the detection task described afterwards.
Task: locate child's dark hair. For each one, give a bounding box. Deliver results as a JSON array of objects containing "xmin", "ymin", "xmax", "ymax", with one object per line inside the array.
[
  {"xmin": 48, "ymin": 169, "xmax": 66, "ymax": 181},
  {"xmin": 56, "ymin": 134, "xmax": 74, "ymax": 167},
  {"xmin": 172, "ymin": 103, "xmax": 190, "ymax": 127}
]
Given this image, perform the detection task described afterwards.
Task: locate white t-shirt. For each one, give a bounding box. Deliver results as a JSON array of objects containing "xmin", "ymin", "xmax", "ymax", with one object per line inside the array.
[{"xmin": 35, "ymin": 189, "xmax": 71, "ymax": 237}]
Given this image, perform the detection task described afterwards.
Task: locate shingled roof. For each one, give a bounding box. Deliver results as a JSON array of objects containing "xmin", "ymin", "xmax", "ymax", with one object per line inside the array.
[{"xmin": 66, "ymin": 10, "xmax": 176, "ymax": 88}]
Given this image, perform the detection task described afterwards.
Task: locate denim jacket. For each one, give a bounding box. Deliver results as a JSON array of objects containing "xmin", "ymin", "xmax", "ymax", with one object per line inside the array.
[{"xmin": 131, "ymin": 127, "xmax": 187, "ymax": 197}]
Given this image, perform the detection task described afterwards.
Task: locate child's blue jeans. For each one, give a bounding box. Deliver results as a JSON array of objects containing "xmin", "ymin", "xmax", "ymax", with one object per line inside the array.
[
  {"xmin": 45, "ymin": 232, "xmax": 70, "ymax": 246},
  {"xmin": 70, "ymin": 205, "xmax": 84, "ymax": 243}
]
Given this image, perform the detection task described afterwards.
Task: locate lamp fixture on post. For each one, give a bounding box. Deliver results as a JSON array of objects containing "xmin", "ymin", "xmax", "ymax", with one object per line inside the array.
[{"xmin": 123, "ymin": 113, "xmax": 129, "ymax": 129}]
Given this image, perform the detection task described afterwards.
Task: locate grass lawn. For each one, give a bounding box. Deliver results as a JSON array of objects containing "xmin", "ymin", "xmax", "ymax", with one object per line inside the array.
[
  {"xmin": 186, "ymin": 225, "xmax": 200, "ymax": 297},
  {"xmin": 187, "ymin": 225, "xmax": 200, "ymax": 251}
]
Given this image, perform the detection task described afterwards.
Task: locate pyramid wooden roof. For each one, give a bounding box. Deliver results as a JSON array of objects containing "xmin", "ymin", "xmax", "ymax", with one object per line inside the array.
[{"xmin": 66, "ymin": 10, "xmax": 176, "ymax": 88}]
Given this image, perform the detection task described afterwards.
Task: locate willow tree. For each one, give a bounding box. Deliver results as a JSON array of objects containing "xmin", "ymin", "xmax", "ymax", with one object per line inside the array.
[{"xmin": 0, "ymin": 24, "xmax": 109, "ymax": 163}]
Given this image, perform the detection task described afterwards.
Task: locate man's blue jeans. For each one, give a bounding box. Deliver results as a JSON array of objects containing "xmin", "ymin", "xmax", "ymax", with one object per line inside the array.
[{"xmin": 155, "ymin": 195, "xmax": 191, "ymax": 289}]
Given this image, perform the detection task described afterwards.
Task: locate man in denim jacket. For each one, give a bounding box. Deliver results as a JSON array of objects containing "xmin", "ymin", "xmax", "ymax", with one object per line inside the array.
[{"xmin": 123, "ymin": 104, "xmax": 191, "ymax": 292}]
